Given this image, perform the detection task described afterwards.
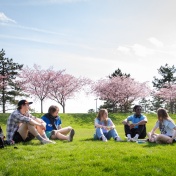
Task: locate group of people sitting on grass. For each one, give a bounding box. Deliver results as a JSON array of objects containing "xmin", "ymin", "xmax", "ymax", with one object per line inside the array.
[{"xmin": 4, "ymin": 99, "xmax": 176, "ymax": 145}]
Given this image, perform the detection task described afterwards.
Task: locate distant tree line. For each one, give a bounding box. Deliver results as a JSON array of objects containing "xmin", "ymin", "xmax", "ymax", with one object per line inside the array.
[{"xmin": 1, "ymin": 48, "xmax": 176, "ymax": 114}]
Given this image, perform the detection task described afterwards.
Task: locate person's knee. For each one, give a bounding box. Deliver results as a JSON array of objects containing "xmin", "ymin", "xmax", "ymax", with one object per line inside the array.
[{"xmin": 67, "ymin": 126, "xmax": 72, "ymax": 131}]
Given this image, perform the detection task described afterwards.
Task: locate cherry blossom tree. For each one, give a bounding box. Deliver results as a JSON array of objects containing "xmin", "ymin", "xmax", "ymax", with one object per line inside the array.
[
  {"xmin": 19, "ymin": 65, "xmax": 63, "ymax": 113},
  {"xmin": 155, "ymin": 83, "xmax": 176, "ymax": 113},
  {"xmin": 92, "ymin": 76, "xmax": 151, "ymax": 112},
  {"xmin": 49, "ymin": 73, "xmax": 89, "ymax": 113}
]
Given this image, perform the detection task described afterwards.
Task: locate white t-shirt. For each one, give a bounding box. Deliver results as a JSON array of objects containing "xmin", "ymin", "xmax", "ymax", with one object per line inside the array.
[{"xmin": 154, "ymin": 119, "xmax": 176, "ymax": 137}]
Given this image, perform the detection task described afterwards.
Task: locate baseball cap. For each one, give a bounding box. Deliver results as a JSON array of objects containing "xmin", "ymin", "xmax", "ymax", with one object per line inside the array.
[{"xmin": 18, "ymin": 100, "xmax": 33, "ymax": 107}]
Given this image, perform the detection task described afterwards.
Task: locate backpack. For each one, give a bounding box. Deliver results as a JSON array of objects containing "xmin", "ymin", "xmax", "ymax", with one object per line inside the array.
[
  {"xmin": 0, "ymin": 126, "xmax": 5, "ymax": 148},
  {"xmin": 0, "ymin": 126, "xmax": 14, "ymax": 149}
]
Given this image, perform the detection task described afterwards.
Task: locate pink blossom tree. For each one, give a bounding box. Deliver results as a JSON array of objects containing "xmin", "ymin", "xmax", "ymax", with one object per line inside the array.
[
  {"xmin": 49, "ymin": 73, "xmax": 89, "ymax": 113},
  {"xmin": 19, "ymin": 65, "xmax": 63, "ymax": 113},
  {"xmin": 155, "ymin": 83, "xmax": 176, "ymax": 113},
  {"xmin": 92, "ymin": 76, "xmax": 151, "ymax": 112}
]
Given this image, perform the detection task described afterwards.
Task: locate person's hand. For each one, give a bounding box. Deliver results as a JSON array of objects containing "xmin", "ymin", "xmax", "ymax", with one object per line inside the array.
[
  {"xmin": 40, "ymin": 122, "xmax": 46, "ymax": 130},
  {"xmin": 130, "ymin": 124, "xmax": 135, "ymax": 129}
]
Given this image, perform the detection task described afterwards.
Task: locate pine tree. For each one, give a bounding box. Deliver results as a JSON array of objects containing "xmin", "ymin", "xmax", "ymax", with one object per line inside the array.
[{"xmin": 0, "ymin": 49, "xmax": 23, "ymax": 113}]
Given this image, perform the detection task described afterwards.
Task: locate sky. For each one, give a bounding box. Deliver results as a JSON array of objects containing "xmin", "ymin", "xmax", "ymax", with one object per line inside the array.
[{"xmin": 1, "ymin": 0, "xmax": 176, "ymax": 113}]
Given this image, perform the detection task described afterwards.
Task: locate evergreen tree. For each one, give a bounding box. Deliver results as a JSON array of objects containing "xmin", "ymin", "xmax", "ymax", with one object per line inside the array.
[
  {"xmin": 101, "ymin": 68, "xmax": 131, "ymax": 113},
  {"xmin": 0, "ymin": 49, "xmax": 23, "ymax": 113},
  {"xmin": 109, "ymin": 68, "xmax": 130, "ymax": 79},
  {"xmin": 152, "ymin": 63, "xmax": 176, "ymax": 113},
  {"xmin": 152, "ymin": 64, "xmax": 176, "ymax": 89}
]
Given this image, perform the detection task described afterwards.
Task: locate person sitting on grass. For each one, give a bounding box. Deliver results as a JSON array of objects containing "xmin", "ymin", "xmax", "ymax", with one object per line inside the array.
[
  {"xmin": 94, "ymin": 109, "xmax": 121, "ymax": 142},
  {"xmin": 41, "ymin": 105, "xmax": 75, "ymax": 142},
  {"xmin": 147, "ymin": 108, "xmax": 176, "ymax": 144},
  {"xmin": 6, "ymin": 100, "xmax": 55, "ymax": 144},
  {"xmin": 122, "ymin": 105, "xmax": 147, "ymax": 142}
]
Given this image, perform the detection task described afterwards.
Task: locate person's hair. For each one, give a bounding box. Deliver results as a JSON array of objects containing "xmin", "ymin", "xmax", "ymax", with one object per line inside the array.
[
  {"xmin": 48, "ymin": 105, "xmax": 59, "ymax": 116},
  {"xmin": 157, "ymin": 108, "xmax": 174, "ymax": 129},
  {"xmin": 17, "ymin": 106, "xmax": 22, "ymax": 110},
  {"xmin": 97, "ymin": 109, "xmax": 108, "ymax": 126},
  {"xmin": 133, "ymin": 105, "xmax": 142, "ymax": 112}
]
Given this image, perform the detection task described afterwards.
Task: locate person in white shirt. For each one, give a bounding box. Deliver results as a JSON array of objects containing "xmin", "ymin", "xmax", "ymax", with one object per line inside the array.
[{"xmin": 148, "ymin": 108, "xmax": 176, "ymax": 144}]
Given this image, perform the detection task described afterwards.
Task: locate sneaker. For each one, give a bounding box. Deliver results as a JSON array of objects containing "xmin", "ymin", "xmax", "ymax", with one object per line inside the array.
[
  {"xmin": 68, "ymin": 129, "xmax": 75, "ymax": 142},
  {"xmin": 131, "ymin": 137, "xmax": 138, "ymax": 142},
  {"xmin": 115, "ymin": 137, "xmax": 122, "ymax": 142},
  {"xmin": 41, "ymin": 139, "xmax": 56, "ymax": 144},
  {"xmin": 102, "ymin": 135, "xmax": 107, "ymax": 142},
  {"xmin": 127, "ymin": 137, "xmax": 132, "ymax": 142}
]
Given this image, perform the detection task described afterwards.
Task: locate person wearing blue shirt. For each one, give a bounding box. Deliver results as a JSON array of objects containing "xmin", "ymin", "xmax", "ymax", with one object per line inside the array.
[
  {"xmin": 94, "ymin": 109, "xmax": 121, "ymax": 142},
  {"xmin": 42, "ymin": 105, "xmax": 75, "ymax": 142},
  {"xmin": 122, "ymin": 105, "xmax": 147, "ymax": 142}
]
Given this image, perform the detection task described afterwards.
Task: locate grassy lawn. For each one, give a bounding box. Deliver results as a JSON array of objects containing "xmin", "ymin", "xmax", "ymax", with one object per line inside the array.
[{"xmin": 1, "ymin": 113, "xmax": 176, "ymax": 176}]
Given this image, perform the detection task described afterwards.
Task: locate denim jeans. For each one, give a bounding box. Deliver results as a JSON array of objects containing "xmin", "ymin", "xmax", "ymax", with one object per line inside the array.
[{"xmin": 94, "ymin": 128, "xmax": 119, "ymax": 140}]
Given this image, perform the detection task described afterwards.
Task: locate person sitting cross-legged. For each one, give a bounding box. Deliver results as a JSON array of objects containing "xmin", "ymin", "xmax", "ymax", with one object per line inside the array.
[
  {"xmin": 6, "ymin": 100, "xmax": 55, "ymax": 144},
  {"xmin": 42, "ymin": 105, "xmax": 75, "ymax": 142},
  {"xmin": 122, "ymin": 105, "xmax": 147, "ymax": 142},
  {"xmin": 94, "ymin": 109, "xmax": 121, "ymax": 142}
]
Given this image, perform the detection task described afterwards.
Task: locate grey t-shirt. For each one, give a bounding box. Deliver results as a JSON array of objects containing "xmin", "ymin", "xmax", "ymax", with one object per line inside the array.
[{"xmin": 155, "ymin": 119, "xmax": 176, "ymax": 136}]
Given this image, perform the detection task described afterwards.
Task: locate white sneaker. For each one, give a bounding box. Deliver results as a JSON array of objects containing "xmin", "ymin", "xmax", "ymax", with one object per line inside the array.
[
  {"xmin": 102, "ymin": 135, "xmax": 107, "ymax": 142},
  {"xmin": 127, "ymin": 137, "xmax": 132, "ymax": 142},
  {"xmin": 41, "ymin": 139, "xmax": 56, "ymax": 144},
  {"xmin": 115, "ymin": 137, "xmax": 122, "ymax": 142},
  {"xmin": 131, "ymin": 137, "xmax": 138, "ymax": 142}
]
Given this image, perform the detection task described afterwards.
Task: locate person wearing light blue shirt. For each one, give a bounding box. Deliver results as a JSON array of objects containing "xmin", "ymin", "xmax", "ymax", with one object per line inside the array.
[
  {"xmin": 94, "ymin": 109, "xmax": 121, "ymax": 142},
  {"xmin": 122, "ymin": 105, "xmax": 147, "ymax": 142}
]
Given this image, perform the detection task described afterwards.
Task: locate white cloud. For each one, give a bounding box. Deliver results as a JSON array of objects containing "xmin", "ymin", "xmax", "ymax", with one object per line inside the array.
[
  {"xmin": 0, "ymin": 12, "xmax": 16, "ymax": 24},
  {"xmin": 117, "ymin": 46, "xmax": 130, "ymax": 55},
  {"xmin": 148, "ymin": 37, "xmax": 164, "ymax": 47}
]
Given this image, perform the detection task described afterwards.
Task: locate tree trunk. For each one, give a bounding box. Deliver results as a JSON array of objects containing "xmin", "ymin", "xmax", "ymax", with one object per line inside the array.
[
  {"xmin": 2, "ymin": 79, "xmax": 5, "ymax": 113},
  {"xmin": 41, "ymin": 99, "xmax": 43, "ymax": 113},
  {"xmin": 170, "ymin": 101, "xmax": 174, "ymax": 114},
  {"xmin": 63, "ymin": 101, "xmax": 65, "ymax": 113}
]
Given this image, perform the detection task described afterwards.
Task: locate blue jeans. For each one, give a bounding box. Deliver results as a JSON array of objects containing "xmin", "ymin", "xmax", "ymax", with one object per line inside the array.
[{"xmin": 94, "ymin": 128, "xmax": 119, "ymax": 140}]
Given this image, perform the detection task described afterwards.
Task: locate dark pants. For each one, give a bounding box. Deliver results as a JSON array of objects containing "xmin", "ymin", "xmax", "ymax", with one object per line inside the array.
[
  {"xmin": 124, "ymin": 125, "xmax": 146, "ymax": 139},
  {"xmin": 13, "ymin": 131, "xmax": 35, "ymax": 143}
]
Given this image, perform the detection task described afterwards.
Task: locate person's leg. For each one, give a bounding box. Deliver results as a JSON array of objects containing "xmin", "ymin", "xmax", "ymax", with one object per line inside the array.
[
  {"xmin": 57, "ymin": 126, "xmax": 72, "ymax": 135},
  {"xmin": 51, "ymin": 130, "xmax": 68, "ymax": 140},
  {"xmin": 156, "ymin": 134, "xmax": 172, "ymax": 144},
  {"xmin": 106, "ymin": 129, "xmax": 121, "ymax": 141},
  {"xmin": 138, "ymin": 125, "xmax": 147, "ymax": 139},
  {"xmin": 95, "ymin": 128, "xmax": 107, "ymax": 141},
  {"xmin": 18, "ymin": 123, "xmax": 55, "ymax": 144}
]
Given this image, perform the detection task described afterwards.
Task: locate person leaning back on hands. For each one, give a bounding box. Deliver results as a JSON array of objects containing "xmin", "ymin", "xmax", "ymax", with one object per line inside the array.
[
  {"xmin": 122, "ymin": 105, "xmax": 147, "ymax": 142},
  {"xmin": 6, "ymin": 100, "xmax": 55, "ymax": 144}
]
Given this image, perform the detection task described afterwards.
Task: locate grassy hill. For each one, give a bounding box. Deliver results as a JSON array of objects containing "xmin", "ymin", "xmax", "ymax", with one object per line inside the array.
[{"xmin": 1, "ymin": 113, "xmax": 176, "ymax": 176}]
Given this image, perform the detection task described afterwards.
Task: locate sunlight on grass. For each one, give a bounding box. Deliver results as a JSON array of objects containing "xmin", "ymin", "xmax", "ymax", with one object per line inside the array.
[{"xmin": 1, "ymin": 113, "xmax": 176, "ymax": 175}]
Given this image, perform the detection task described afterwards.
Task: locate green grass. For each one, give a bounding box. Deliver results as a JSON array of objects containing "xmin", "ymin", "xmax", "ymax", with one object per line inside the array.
[{"xmin": 1, "ymin": 113, "xmax": 176, "ymax": 176}]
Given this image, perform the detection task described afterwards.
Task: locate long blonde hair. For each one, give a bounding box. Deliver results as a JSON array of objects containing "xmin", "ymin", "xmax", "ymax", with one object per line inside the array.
[
  {"xmin": 97, "ymin": 109, "xmax": 108, "ymax": 126},
  {"xmin": 157, "ymin": 108, "xmax": 174, "ymax": 129}
]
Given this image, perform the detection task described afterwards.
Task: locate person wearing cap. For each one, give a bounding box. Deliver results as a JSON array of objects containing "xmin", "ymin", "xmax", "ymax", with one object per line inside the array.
[
  {"xmin": 6, "ymin": 100, "xmax": 55, "ymax": 144},
  {"xmin": 41, "ymin": 105, "xmax": 75, "ymax": 142},
  {"xmin": 122, "ymin": 105, "xmax": 147, "ymax": 142}
]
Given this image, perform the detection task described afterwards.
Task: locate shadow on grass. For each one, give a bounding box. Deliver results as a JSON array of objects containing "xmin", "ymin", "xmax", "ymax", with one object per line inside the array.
[
  {"xmin": 142, "ymin": 141, "xmax": 175, "ymax": 148},
  {"xmin": 79, "ymin": 138, "xmax": 95, "ymax": 141}
]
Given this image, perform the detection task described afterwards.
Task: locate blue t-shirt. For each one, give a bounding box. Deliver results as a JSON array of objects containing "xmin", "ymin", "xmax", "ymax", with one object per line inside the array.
[
  {"xmin": 42, "ymin": 115, "xmax": 62, "ymax": 131},
  {"xmin": 127, "ymin": 114, "xmax": 147, "ymax": 129}
]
